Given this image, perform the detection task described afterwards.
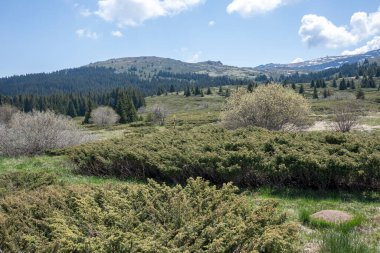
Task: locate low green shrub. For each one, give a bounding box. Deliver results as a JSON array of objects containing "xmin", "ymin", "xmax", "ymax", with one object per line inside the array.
[
  {"xmin": 0, "ymin": 171, "xmax": 57, "ymax": 197},
  {"xmin": 0, "ymin": 178, "xmax": 299, "ymax": 253},
  {"xmin": 65, "ymin": 126, "xmax": 380, "ymax": 190}
]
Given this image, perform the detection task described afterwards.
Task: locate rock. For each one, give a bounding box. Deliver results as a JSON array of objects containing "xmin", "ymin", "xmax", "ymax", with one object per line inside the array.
[{"xmin": 311, "ymin": 210, "xmax": 352, "ymax": 223}]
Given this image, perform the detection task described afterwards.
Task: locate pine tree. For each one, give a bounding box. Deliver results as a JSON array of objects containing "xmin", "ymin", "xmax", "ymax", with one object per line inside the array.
[
  {"xmin": 323, "ymin": 88, "xmax": 328, "ymax": 98},
  {"xmin": 312, "ymin": 86, "xmax": 318, "ymax": 99},
  {"xmin": 291, "ymin": 83, "xmax": 296, "ymax": 90},
  {"xmin": 339, "ymin": 78, "xmax": 347, "ymax": 90},
  {"xmin": 247, "ymin": 83, "xmax": 254, "ymax": 92},
  {"xmin": 310, "ymin": 80, "xmax": 315, "ymax": 88},
  {"xmin": 184, "ymin": 87, "xmax": 191, "ymax": 97},
  {"xmin": 299, "ymin": 84, "xmax": 305, "ymax": 94},
  {"xmin": 218, "ymin": 86, "xmax": 223, "ymax": 94},
  {"xmin": 67, "ymin": 100, "xmax": 77, "ymax": 118},
  {"xmin": 82, "ymin": 100, "xmax": 93, "ymax": 124},
  {"xmin": 116, "ymin": 94, "xmax": 129, "ymax": 124},
  {"xmin": 225, "ymin": 89, "xmax": 230, "ymax": 97},
  {"xmin": 332, "ymin": 79, "xmax": 337, "ymax": 88},
  {"xmin": 356, "ymin": 86, "xmax": 365, "ymax": 100},
  {"xmin": 169, "ymin": 85, "xmax": 175, "ymax": 93},
  {"xmin": 206, "ymin": 87, "xmax": 212, "ymax": 95},
  {"xmin": 350, "ymin": 79, "xmax": 355, "ymax": 89},
  {"xmin": 126, "ymin": 97, "xmax": 138, "ymax": 123}
]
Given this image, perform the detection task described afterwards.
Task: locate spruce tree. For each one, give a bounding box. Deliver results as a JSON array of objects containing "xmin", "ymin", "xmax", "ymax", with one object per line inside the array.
[
  {"xmin": 206, "ymin": 87, "xmax": 212, "ymax": 95},
  {"xmin": 116, "ymin": 94, "xmax": 128, "ymax": 124},
  {"xmin": 356, "ymin": 86, "xmax": 365, "ymax": 100},
  {"xmin": 310, "ymin": 80, "xmax": 315, "ymax": 88},
  {"xmin": 350, "ymin": 79, "xmax": 355, "ymax": 89},
  {"xmin": 339, "ymin": 78, "xmax": 347, "ymax": 90},
  {"xmin": 332, "ymin": 79, "xmax": 337, "ymax": 88},
  {"xmin": 312, "ymin": 86, "xmax": 318, "ymax": 99},
  {"xmin": 291, "ymin": 83, "xmax": 296, "ymax": 90},
  {"xmin": 67, "ymin": 101, "xmax": 77, "ymax": 118},
  {"xmin": 126, "ymin": 97, "xmax": 138, "ymax": 123},
  {"xmin": 82, "ymin": 100, "xmax": 93, "ymax": 124},
  {"xmin": 299, "ymin": 84, "xmax": 305, "ymax": 94},
  {"xmin": 247, "ymin": 83, "xmax": 254, "ymax": 92}
]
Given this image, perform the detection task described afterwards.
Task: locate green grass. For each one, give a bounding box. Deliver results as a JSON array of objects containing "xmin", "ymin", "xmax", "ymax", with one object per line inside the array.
[
  {"xmin": 0, "ymin": 155, "xmax": 139, "ymax": 186},
  {"xmin": 251, "ymin": 188, "xmax": 380, "ymax": 251}
]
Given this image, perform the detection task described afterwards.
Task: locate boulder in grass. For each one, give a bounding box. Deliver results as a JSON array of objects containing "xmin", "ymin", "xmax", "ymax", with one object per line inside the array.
[{"xmin": 311, "ymin": 210, "xmax": 352, "ymax": 223}]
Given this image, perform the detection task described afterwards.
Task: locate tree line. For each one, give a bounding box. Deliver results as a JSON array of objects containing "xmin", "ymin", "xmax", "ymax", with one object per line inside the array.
[{"xmin": 0, "ymin": 87, "xmax": 145, "ymax": 121}]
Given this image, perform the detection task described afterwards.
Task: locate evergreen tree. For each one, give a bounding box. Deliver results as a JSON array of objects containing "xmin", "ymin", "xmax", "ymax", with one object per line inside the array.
[
  {"xmin": 350, "ymin": 79, "xmax": 355, "ymax": 89},
  {"xmin": 125, "ymin": 97, "xmax": 138, "ymax": 123},
  {"xmin": 339, "ymin": 78, "xmax": 347, "ymax": 90},
  {"xmin": 67, "ymin": 100, "xmax": 77, "ymax": 118},
  {"xmin": 247, "ymin": 83, "xmax": 254, "ymax": 92},
  {"xmin": 356, "ymin": 86, "xmax": 365, "ymax": 100},
  {"xmin": 332, "ymin": 79, "xmax": 337, "ymax": 88},
  {"xmin": 169, "ymin": 85, "xmax": 175, "ymax": 93},
  {"xmin": 184, "ymin": 87, "xmax": 191, "ymax": 97},
  {"xmin": 218, "ymin": 86, "xmax": 223, "ymax": 94},
  {"xmin": 116, "ymin": 94, "xmax": 129, "ymax": 124},
  {"xmin": 206, "ymin": 87, "xmax": 212, "ymax": 95},
  {"xmin": 299, "ymin": 84, "xmax": 305, "ymax": 94},
  {"xmin": 310, "ymin": 80, "xmax": 315, "ymax": 88},
  {"xmin": 225, "ymin": 89, "xmax": 231, "ymax": 97},
  {"xmin": 312, "ymin": 86, "xmax": 318, "ymax": 99},
  {"xmin": 323, "ymin": 88, "xmax": 328, "ymax": 98},
  {"xmin": 291, "ymin": 83, "xmax": 296, "ymax": 90},
  {"xmin": 82, "ymin": 100, "xmax": 93, "ymax": 124}
]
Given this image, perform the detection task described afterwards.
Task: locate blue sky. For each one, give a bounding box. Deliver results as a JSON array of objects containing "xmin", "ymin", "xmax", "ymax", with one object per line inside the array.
[{"xmin": 1, "ymin": 0, "xmax": 380, "ymax": 77}]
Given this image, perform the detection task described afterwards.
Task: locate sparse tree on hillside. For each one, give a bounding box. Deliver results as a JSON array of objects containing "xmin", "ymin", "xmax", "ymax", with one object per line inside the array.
[
  {"xmin": 82, "ymin": 100, "xmax": 93, "ymax": 124},
  {"xmin": 91, "ymin": 106, "xmax": 119, "ymax": 126},
  {"xmin": 339, "ymin": 78, "xmax": 347, "ymax": 90},
  {"xmin": 221, "ymin": 85, "xmax": 312, "ymax": 130},
  {"xmin": 206, "ymin": 87, "xmax": 212, "ymax": 95}
]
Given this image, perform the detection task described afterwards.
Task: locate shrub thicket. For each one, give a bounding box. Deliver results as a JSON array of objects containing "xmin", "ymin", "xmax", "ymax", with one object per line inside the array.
[
  {"xmin": 0, "ymin": 177, "xmax": 299, "ymax": 253},
  {"xmin": 66, "ymin": 126, "xmax": 380, "ymax": 191},
  {"xmin": 0, "ymin": 111, "xmax": 95, "ymax": 156}
]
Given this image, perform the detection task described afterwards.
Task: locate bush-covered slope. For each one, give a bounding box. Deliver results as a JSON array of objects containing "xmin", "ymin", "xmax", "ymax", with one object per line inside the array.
[
  {"xmin": 0, "ymin": 177, "xmax": 298, "ymax": 253},
  {"xmin": 65, "ymin": 126, "xmax": 380, "ymax": 191}
]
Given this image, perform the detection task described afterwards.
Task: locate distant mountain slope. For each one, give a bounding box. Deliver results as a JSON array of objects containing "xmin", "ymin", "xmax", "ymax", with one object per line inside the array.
[
  {"xmin": 87, "ymin": 56, "xmax": 258, "ymax": 79},
  {"xmin": 255, "ymin": 49, "xmax": 380, "ymax": 72}
]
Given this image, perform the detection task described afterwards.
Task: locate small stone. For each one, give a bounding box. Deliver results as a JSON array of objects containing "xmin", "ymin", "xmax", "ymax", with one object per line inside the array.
[{"xmin": 311, "ymin": 210, "xmax": 352, "ymax": 223}]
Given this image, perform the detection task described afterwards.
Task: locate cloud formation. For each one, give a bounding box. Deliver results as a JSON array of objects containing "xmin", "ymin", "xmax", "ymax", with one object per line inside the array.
[
  {"xmin": 227, "ymin": 0, "xmax": 285, "ymax": 17},
  {"xmin": 75, "ymin": 29, "xmax": 99, "ymax": 39},
  {"xmin": 95, "ymin": 0, "xmax": 205, "ymax": 27},
  {"xmin": 208, "ymin": 20, "xmax": 216, "ymax": 27},
  {"xmin": 342, "ymin": 36, "xmax": 380, "ymax": 55},
  {"xmin": 111, "ymin": 30, "xmax": 124, "ymax": 37},
  {"xmin": 299, "ymin": 7, "xmax": 380, "ymax": 49}
]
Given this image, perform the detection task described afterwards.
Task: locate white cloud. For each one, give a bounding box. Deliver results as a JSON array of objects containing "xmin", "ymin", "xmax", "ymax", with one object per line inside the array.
[
  {"xmin": 75, "ymin": 29, "xmax": 100, "ymax": 39},
  {"xmin": 80, "ymin": 9, "xmax": 92, "ymax": 17},
  {"xmin": 111, "ymin": 30, "xmax": 124, "ymax": 37},
  {"xmin": 299, "ymin": 7, "xmax": 380, "ymax": 48},
  {"xmin": 95, "ymin": 0, "xmax": 205, "ymax": 27},
  {"xmin": 227, "ymin": 0, "xmax": 285, "ymax": 17},
  {"xmin": 188, "ymin": 51, "xmax": 202, "ymax": 63},
  {"xmin": 208, "ymin": 20, "xmax": 216, "ymax": 27},
  {"xmin": 299, "ymin": 14, "xmax": 358, "ymax": 48},
  {"xmin": 342, "ymin": 36, "xmax": 380, "ymax": 55},
  {"xmin": 291, "ymin": 58, "xmax": 304, "ymax": 63}
]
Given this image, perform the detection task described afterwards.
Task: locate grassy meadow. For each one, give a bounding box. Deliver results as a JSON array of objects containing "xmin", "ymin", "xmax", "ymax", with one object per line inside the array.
[{"xmin": 1, "ymin": 84, "xmax": 380, "ymax": 252}]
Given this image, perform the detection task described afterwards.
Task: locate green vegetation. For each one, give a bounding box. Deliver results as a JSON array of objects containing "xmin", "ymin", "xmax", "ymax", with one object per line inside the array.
[
  {"xmin": 65, "ymin": 125, "xmax": 380, "ymax": 191},
  {"xmin": 0, "ymin": 83, "xmax": 379, "ymax": 252},
  {"xmin": 0, "ymin": 177, "xmax": 299, "ymax": 252}
]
